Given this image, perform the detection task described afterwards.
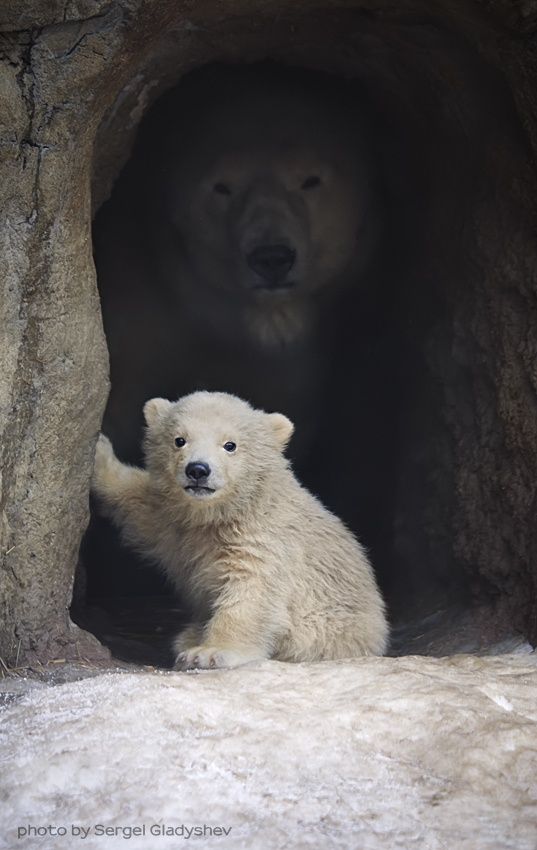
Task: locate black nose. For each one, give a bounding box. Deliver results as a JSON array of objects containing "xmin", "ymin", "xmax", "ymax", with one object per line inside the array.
[
  {"xmin": 185, "ymin": 461, "xmax": 211, "ymax": 481},
  {"xmin": 247, "ymin": 244, "xmax": 296, "ymax": 286}
]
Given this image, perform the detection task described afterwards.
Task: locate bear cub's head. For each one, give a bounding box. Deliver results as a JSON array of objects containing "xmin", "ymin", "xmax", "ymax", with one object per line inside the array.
[{"xmin": 143, "ymin": 391, "xmax": 294, "ymax": 505}]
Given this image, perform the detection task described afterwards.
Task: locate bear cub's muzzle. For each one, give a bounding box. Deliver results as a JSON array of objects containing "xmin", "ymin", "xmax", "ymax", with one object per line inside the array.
[{"xmin": 184, "ymin": 461, "xmax": 215, "ymax": 496}]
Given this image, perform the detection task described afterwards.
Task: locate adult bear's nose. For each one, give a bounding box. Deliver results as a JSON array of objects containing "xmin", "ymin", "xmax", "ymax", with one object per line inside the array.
[
  {"xmin": 247, "ymin": 244, "xmax": 296, "ymax": 287},
  {"xmin": 186, "ymin": 461, "xmax": 211, "ymax": 481}
]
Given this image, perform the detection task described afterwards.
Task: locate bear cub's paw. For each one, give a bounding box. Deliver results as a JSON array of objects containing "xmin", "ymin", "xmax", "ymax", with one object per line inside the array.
[
  {"xmin": 93, "ymin": 433, "xmax": 115, "ymax": 480},
  {"xmin": 175, "ymin": 645, "xmax": 266, "ymax": 671}
]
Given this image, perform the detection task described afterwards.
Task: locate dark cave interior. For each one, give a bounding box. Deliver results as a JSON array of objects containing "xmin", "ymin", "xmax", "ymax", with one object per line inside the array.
[{"xmin": 71, "ymin": 13, "xmax": 535, "ymax": 665}]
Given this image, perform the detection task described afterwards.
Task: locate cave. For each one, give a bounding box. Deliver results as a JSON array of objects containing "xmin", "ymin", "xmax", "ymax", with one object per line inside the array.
[{"xmin": 1, "ymin": 0, "xmax": 536, "ymax": 669}]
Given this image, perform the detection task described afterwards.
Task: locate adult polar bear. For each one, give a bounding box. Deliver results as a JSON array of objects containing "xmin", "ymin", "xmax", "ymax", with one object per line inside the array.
[
  {"xmin": 95, "ymin": 62, "xmax": 381, "ymax": 468},
  {"xmin": 153, "ymin": 65, "xmax": 378, "ymax": 348}
]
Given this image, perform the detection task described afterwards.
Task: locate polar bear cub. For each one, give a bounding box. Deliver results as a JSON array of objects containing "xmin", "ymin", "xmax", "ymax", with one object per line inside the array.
[{"xmin": 92, "ymin": 391, "xmax": 388, "ymax": 668}]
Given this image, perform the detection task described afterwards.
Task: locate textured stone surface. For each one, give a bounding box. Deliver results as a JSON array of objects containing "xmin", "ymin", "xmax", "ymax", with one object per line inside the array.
[
  {"xmin": 0, "ymin": 18, "xmax": 113, "ymax": 663},
  {"xmin": 1, "ymin": 655, "xmax": 537, "ymax": 849},
  {"xmin": 1, "ymin": 0, "xmax": 536, "ymax": 664}
]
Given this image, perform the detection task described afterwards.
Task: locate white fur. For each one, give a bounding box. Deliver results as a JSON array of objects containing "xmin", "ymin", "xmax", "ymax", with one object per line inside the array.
[{"xmin": 92, "ymin": 391, "xmax": 388, "ymax": 669}]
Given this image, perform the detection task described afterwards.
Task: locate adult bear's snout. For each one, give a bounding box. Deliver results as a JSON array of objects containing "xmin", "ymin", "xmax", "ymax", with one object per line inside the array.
[{"xmin": 247, "ymin": 244, "xmax": 296, "ymax": 288}]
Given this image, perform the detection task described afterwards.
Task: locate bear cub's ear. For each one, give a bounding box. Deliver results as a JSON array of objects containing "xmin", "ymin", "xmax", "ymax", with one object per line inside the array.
[
  {"xmin": 267, "ymin": 412, "xmax": 294, "ymax": 449},
  {"xmin": 144, "ymin": 397, "xmax": 173, "ymax": 427}
]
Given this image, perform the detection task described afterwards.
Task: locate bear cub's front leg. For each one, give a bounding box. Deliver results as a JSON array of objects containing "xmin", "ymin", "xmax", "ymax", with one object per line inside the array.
[
  {"xmin": 91, "ymin": 433, "xmax": 155, "ymax": 554},
  {"xmin": 175, "ymin": 644, "xmax": 267, "ymax": 671},
  {"xmin": 92, "ymin": 433, "xmax": 150, "ymax": 504},
  {"xmin": 174, "ymin": 602, "xmax": 272, "ymax": 670}
]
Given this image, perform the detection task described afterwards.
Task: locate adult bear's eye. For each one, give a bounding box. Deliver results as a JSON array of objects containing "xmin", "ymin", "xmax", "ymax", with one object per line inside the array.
[
  {"xmin": 223, "ymin": 441, "xmax": 236, "ymax": 453},
  {"xmin": 213, "ymin": 182, "xmax": 232, "ymax": 196},
  {"xmin": 301, "ymin": 175, "xmax": 321, "ymax": 190},
  {"xmin": 175, "ymin": 437, "xmax": 186, "ymax": 448}
]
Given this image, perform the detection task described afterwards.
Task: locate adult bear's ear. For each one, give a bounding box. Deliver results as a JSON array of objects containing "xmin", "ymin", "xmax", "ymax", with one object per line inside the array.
[
  {"xmin": 267, "ymin": 413, "xmax": 294, "ymax": 450},
  {"xmin": 143, "ymin": 397, "xmax": 172, "ymax": 427}
]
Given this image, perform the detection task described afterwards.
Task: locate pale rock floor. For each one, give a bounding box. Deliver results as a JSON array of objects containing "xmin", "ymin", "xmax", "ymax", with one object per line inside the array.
[{"xmin": 1, "ymin": 652, "xmax": 537, "ymax": 850}]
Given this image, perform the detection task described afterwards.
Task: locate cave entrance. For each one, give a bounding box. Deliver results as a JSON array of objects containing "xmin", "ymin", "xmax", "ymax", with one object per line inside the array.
[{"xmin": 72, "ymin": 13, "xmax": 536, "ymax": 665}]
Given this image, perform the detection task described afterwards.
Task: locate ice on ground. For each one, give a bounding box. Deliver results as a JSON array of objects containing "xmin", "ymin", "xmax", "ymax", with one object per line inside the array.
[{"xmin": 1, "ymin": 654, "xmax": 537, "ymax": 850}]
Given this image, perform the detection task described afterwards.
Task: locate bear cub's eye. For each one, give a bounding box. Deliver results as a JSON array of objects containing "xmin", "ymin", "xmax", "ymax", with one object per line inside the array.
[
  {"xmin": 175, "ymin": 437, "xmax": 186, "ymax": 448},
  {"xmin": 223, "ymin": 441, "xmax": 237, "ymax": 453},
  {"xmin": 301, "ymin": 175, "xmax": 321, "ymax": 190},
  {"xmin": 213, "ymin": 182, "xmax": 232, "ymax": 196}
]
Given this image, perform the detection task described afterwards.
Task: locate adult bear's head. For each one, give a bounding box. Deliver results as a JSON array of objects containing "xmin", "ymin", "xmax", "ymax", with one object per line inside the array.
[{"xmin": 147, "ymin": 63, "xmax": 380, "ymax": 343}]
